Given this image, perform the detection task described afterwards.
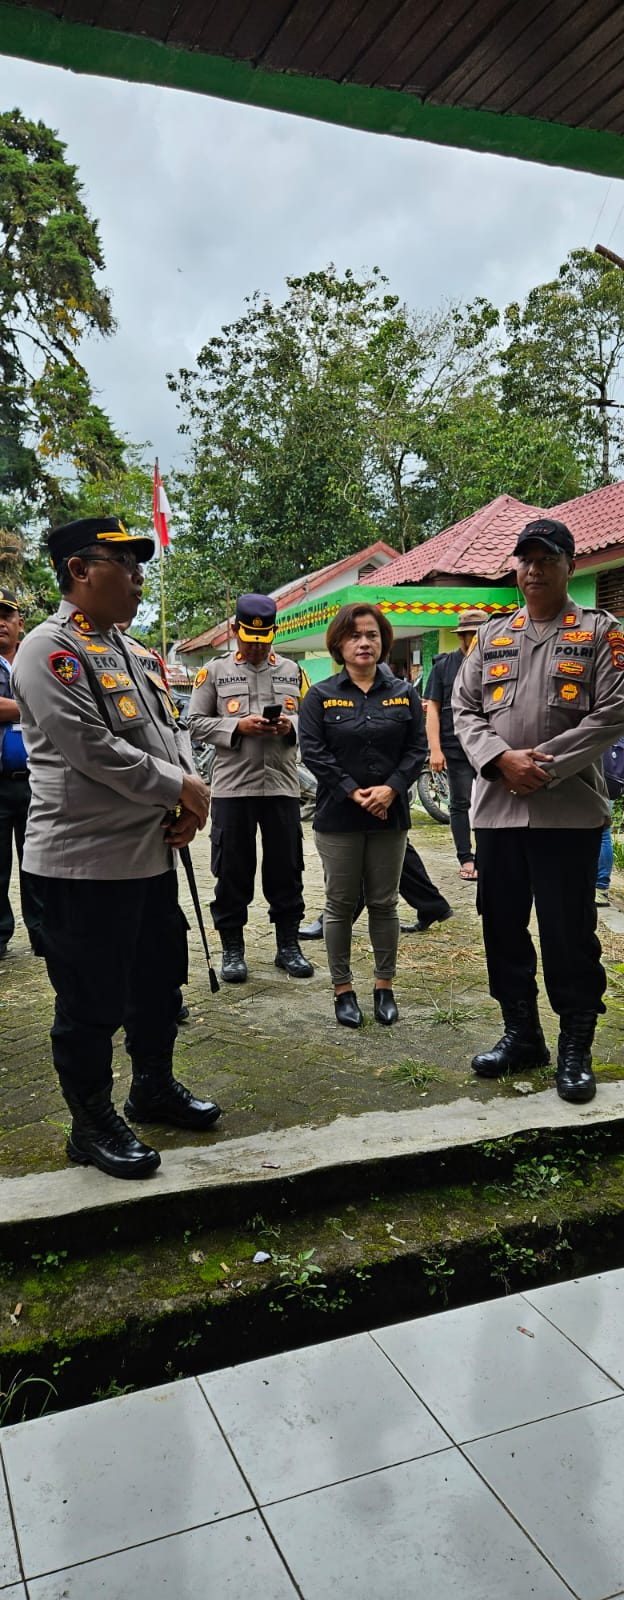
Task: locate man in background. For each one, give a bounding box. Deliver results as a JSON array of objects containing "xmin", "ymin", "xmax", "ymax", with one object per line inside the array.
[
  {"xmin": 424, "ymin": 609, "xmax": 489, "ymax": 881},
  {"xmin": 0, "ymin": 588, "xmax": 41, "ymax": 958}
]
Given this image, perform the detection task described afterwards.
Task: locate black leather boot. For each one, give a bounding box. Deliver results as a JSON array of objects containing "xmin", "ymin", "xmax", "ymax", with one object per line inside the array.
[
  {"xmin": 220, "ymin": 930, "xmax": 247, "ymax": 983},
  {"xmin": 275, "ymin": 922, "xmax": 314, "ymax": 977},
  {"xmin": 471, "ymin": 1000, "xmax": 550, "ymax": 1078},
  {"xmin": 299, "ymin": 916, "xmax": 324, "ymax": 940},
  {"xmin": 61, "ymin": 1084, "xmax": 161, "ymax": 1179},
  {"xmin": 556, "ymin": 1012, "xmax": 597, "ymax": 1103},
  {"xmin": 125, "ymin": 1066, "xmax": 222, "ymax": 1130}
]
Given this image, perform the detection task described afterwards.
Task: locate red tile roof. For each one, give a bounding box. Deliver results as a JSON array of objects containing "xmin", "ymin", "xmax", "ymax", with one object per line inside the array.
[{"xmin": 370, "ymin": 481, "xmax": 624, "ymax": 585}]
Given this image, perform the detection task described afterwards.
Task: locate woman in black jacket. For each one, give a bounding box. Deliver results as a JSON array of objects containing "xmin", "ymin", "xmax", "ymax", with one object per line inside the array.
[{"xmin": 298, "ymin": 603, "xmax": 427, "ymax": 1028}]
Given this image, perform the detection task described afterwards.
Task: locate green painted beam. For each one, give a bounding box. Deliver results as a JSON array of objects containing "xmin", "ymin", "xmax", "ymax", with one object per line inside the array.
[{"xmin": 2, "ymin": 2, "xmax": 624, "ymax": 180}]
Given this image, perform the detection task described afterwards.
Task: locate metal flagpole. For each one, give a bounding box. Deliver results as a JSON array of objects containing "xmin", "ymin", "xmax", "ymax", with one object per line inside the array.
[{"xmin": 155, "ymin": 457, "xmax": 167, "ymax": 663}]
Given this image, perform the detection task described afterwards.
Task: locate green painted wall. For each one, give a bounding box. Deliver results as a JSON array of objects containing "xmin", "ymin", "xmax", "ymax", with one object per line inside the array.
[
  {"xmin": 276, "ymin": 583, "xmax": 519, "ymax": 646},
  {"xmin": 2, "ymin": 3, "xmax": 624, "ymax": 180},
  {"xmin": 569, "ymin": 572, "xmax": 597, "ymax": 607}
]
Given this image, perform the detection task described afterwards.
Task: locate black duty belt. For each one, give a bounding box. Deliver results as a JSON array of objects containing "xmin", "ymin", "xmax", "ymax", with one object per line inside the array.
[{"xmin": 0, "ymin": 771, "xmax": 29, "ymax": 782}]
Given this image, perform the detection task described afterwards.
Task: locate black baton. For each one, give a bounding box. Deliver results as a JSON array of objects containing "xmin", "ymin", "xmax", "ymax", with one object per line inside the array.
[{"xmin": 179, "ymin": 844, "xmax": 220, "ymax": 994}]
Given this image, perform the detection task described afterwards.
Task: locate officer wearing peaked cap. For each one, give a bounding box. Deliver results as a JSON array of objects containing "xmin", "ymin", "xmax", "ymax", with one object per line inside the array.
[
  {"xmin": 452, "ymin": 517, "xmax": 624, "ymax": 1105},
  {"xmin": 12, "ymin": 516, "xmax": 221, "ymax": 1180},
  {"xmin": 189, "ymin": 592, "xmax": 313, "ymax": 982}
]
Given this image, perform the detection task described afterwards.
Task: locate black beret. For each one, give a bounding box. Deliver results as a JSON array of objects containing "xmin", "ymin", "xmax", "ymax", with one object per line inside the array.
[{"xmin": 47, "ymin": 516, "xmax": 155, "ymax": 570}]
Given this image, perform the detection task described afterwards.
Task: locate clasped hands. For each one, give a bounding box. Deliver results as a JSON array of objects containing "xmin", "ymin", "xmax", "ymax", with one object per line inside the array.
[
  {"xmin": 237, "ymin": 714, "xmax": 292, "ymax": 737},
  {"xmin": 350, "ymin": 783, "xmax": 397, "ymax": 820},
  {"xmin": 495, "ymin": 748, "xmax": 554, "ymax": 797}
]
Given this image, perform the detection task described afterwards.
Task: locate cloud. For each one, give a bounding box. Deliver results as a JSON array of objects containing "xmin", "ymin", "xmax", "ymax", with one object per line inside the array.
[{"xmin": 2, "ymin": 53, "xmax": 623, "ymax": 473}]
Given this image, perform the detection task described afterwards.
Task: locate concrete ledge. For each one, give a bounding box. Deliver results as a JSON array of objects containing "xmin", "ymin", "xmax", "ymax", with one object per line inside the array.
[{"xmin": 2, "ymin": 1086, "xmax": 624, "ymax": 1236}]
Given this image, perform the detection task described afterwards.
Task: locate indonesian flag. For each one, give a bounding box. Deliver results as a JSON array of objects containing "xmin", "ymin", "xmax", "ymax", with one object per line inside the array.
[{"xmin": 153, "ymin": 460, "xmax": 171, "ymax": 547}]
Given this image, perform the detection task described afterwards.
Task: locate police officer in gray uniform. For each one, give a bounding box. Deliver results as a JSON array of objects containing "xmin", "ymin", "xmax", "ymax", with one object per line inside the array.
[
  {"xmin": 189, "ymin": 593, "xmax": 313, "ymax": 983},
  {"xmin": 12, "ymin": 516, "xmax": 221, "ymax": 1180},
  {"xmin": 452, "ymin": 517, "xmax": 624, "ymax": 1104}
]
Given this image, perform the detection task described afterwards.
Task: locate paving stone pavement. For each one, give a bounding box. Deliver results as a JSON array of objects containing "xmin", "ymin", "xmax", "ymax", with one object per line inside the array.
[{"xmin": 2, "ymin": 815, "xmax": 624, "ymax": 1178}]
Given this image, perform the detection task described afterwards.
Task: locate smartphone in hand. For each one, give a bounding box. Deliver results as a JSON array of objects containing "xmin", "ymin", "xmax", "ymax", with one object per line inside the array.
[{"xmin": 262, "ymin": 703, "xmax": 282, "ymax": 722}]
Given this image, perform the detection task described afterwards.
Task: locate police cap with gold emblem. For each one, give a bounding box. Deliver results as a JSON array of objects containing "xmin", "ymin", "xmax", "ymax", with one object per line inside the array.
[
  {"xmin": 47, "ymin": 516, "xmax": 155, "ymax": 571},
  {"xmin": 0, "ymin": 588, "xmax": 20, "ymax": 613},
  {"xmin": 235, "ymin": 593, "xmax": 276, "ymax": 644}
]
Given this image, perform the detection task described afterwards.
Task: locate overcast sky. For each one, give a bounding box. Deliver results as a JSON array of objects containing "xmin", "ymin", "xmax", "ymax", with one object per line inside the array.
[{"xmin": 2, "ymin": 51, "xmax": 624, "ymax": 485}]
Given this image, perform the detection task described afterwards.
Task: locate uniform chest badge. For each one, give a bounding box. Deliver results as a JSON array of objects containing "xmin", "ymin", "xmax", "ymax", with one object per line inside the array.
[
  {"xmin": 194, "ymin": 667, "xmax": 207, "ymax": 688},
  {"xmin": 283, "ymin": 695, "xmax": 297, "ymax": 712},
  {"xmin": 116, "ymin": 672, "xmax": 131, "ymax": 688},
  {"xmin": 70, "ymin": 610, "xmax": 94, "ymax": 634},
  {"xmin": 226, "ymin": 697, "xmax": 241, "ymax": 714},
  {"xmin": 490, "ymin": 636, "xmax": 512, "ymax": 647},
  {"xmin": 511, "ymin": 614, "xmax": 526, "ymax": 630},
  {"xmin": 557, "ymin": 660, "xmax": 584, "ymax": 676},
  {"xmin": 489, "ymin": 663, "xmax": 510, "ymax": 678},
  {"xmin": 492, "ymin": 685, "xmax": 505, "ymax": 702},
  {"xmin": 100, "ymin": 673, "xmax": 117, "ymax": 689},
  {"xmin": 117, "ymin": 695, "xmax": 137, "ymax": 719},
  {"xmin": 562, "ymin": 630, "xmax": 592, "ymax": 643},
  {"xmin": 269, "ymin": 652, "xmax": 277, "ymax": 664},
  {"xmin": 49, "ymin": 651, "xmax": 81, "ymax": 685},
  {"xmin": 85, "ymin": 642, "xmax": 107, "ymax": 653},
  {"xmin": 561, "ymin": 682, "xmax": 580, "ymax": 701}
]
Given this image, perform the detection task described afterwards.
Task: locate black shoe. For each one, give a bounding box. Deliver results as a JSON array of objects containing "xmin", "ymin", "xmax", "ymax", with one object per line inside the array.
[
  {"xmin": 275, "ymin": 922, "xmax": 314, "ymax": 977},
  {"xmin": 402, "ymin": 906, "xmax": 454, "ymax": 934},
  {"xmin": 299, "ymin": 917, "xmax": 324, "ymax": 940},
  {"xmin": 334, "ymin": 991, "xmax": 363, "ymax": 1028},
  {"xmin": 220, "ymin": 930, "xmax": 247, "ymax": 983},
  {"xmin": 125, "ymin": 1073, "xmax": 222, "ymax": 1130},
  {"xmin": 177, "ymin": 1003, "xmax": 190, "ymax": 1023},
  {"xmin": 556, "ymin": 1012, "xmax": 597, "ymax": 1103},
  {"xmin": 62, "ymin": 1086, "xmax": 161, "ymax": 1180},
  {"xmin": 374, "ymin": 988, "xmax": 399, "ymax": 1025},
  {"xmin": 472, "ymin": 1000, "xmax": 550, "ymax": 1078}
]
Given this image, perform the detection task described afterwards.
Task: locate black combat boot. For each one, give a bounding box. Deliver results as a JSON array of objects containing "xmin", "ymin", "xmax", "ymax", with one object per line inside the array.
[
  {"xmin": 125, "ymin": 1064, "xmax": 222, "ymax": 1130},
  {"xmin": 61, "ymin": 1083, "xmax": 161, "ymax": 1179},
  {"xmin": 220, "ymin": 929, "xmax": 247, "ymax": 983},
  {"xmin": 471, "ymin": 999, "xmax": 550, "ymax": 1078},
  {"xmin": 275, "ymin": 921, "xmax": 314, "ymax": 977},
  {"xmin": 556, "ymin": 1012, "xmax": 597, "ymax": 1103}
]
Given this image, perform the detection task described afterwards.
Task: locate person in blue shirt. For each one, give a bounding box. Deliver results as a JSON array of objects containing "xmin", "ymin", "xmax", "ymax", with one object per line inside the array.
[{"xmin": 0, "ymin": 589, "xmax": 42, "ymax": 958}]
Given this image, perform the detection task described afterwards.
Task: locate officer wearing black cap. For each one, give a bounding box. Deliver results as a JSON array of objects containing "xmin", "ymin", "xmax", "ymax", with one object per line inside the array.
[
  {"xmin": 452, "ymin": 516, "xmax": 624, "ymax": 1105},
  {"xmin": 189, "ymin": 592, "xmax": 313, "ymax": 982},
  {"xmin": 0, "ymin": 588, "xmax": 42, "ymax": 958},
  {"xmin": 12, "ymin": 516, "xmax": 221, "ymax": 1180}
]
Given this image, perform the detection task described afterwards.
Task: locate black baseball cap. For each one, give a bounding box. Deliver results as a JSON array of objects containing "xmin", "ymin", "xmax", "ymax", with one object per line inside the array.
[
  {"xmin": 0, "ymin": 588, "xmax": 20, "ymax": 612},
  {"xmin": 235, "ymin": 593, "xmax": 276, "ymax": 643},
  {"xmin": 47, "ymin": 516, "xmax": 155, "ymax": 571},
  {"xmin": 513, "ymin": 518, "xmax": 575, "ymax": 559}
]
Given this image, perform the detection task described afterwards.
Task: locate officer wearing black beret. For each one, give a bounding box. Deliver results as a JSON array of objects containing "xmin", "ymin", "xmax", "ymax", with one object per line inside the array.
[
  {"xmin": 12, "ymin": 516, "xmax": 221, "ymax": 1179},
  {"xmin": 189, "ymin": 592, "xmax": 313, "ymax": 982},
  {"xmin": 453, "ymin": 517, "xmax": 624, "ymax": 1104}
]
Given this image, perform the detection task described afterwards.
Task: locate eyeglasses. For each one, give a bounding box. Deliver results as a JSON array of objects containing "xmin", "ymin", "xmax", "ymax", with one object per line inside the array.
[{"xmin": 85, "ymin": 552, "xmax": 143, "ymax": 576}]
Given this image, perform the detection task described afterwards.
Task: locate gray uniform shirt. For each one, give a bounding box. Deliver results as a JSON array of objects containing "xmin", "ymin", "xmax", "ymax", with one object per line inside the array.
[
  {"xmin": 451, "ymin": 599, "xmax": 624, "ymax": 829},
  {"xmin": 12, "ymin": 601, "xmax": 190, "ymax": 878},
  {"xmin": 188, "ymin": 649, "xmax": 301, "ymax": 799}
]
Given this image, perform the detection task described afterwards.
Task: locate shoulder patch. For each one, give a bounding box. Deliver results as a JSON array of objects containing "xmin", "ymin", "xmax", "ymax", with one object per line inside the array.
[
  {"xmin": 511, "ymin": 613, "xmax": 526, "ymax": 630},
  {"xmin": 194, "ymin": 667, "xmax": 207, "ymax": 688},
  {"xmin": 563, "ymin": 612, "xmax": 577, "ymax": 626},
  {"xmin": 49, "ymin": 651, "xmax": 81, "ymax": 686},
  {"xmin": 70, "ymin": 610, "xmax": 94, "ymax": 634}
]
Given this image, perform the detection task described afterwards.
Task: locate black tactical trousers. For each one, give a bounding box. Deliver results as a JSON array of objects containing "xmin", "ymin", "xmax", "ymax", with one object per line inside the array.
[
  {"xmin": 0, "ymin": 775, "xmax": 43, "ymax": 953},
  {"xmin": 31, "ymin": 871, "xmax": 188, "ymax": 1095},
  {"xmin": 475, "ymin": 827, "xmax": 606, "ymax": 1017},
  {"xmin": 210, "ymin": 796, "xmax": 305, "ymax": 930},
  {"xmin": 445, "ymin": 752, "xmax": 475, "ymax": 866}
]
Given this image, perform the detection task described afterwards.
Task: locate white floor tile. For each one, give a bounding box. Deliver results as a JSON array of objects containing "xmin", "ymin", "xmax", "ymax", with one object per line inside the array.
[
  {"xmin": 466, "ymin": 1394, "xmax": 624, "ymax": 1600},
  {"xmin": 526, "ymin": 1268, "xmax": 624, "ymax": 1387},
  {"xmin": 265, "ymin": 1449, "xmax": 574, "ymax": 1599},
  {"xmin": 0, "ymin": 1462, "xmax": 20, "ymax": 1589},
  {"xmin": 2, "ymin": 1379, "xmax": 252, "ymax": 1578},
  {"xmin": 27, "ymin": 1512, "xmax": 297, "ymax": 1598},
  {"xmin": 373, "ymin": 1290, "xmax": 618, "ymax": 1440},
  {"xmin": 200, "ymin": 1330, "xmax": 449, "ymax": 1502}
]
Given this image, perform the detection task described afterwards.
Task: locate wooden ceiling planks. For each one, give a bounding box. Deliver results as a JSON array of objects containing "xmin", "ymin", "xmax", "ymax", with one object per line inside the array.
[{"xmin": 6, "ymin": 0, "xmax": 624, "ymax": 142}]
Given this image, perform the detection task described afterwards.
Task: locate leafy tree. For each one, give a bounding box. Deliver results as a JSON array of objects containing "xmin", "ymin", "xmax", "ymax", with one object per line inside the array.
[
  {"xmin": 502, "ymin": 247, "xmax": 624, "ymax": 485},
  {"xmin": 167, "ymin": 268, "xmax": 500, "ymax": 630},
  {"xmin": 0, "ymin": 108, "xmax": 122, "ymax": 515}
]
